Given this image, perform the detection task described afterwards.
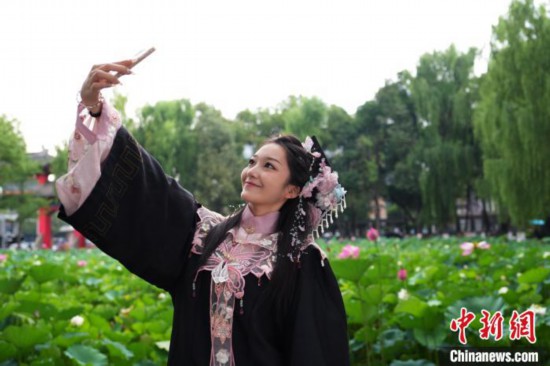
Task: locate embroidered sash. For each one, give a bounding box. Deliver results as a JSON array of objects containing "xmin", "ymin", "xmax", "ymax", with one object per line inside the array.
[{"xmin": 191, "ymin": 207, "xmax": 278, "ymax": 366}]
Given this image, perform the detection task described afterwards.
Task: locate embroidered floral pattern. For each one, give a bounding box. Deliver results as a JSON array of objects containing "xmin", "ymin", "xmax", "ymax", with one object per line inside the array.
[
  {"xmin": 215, "ymin": 348, "xmax": 231, "ymax": 365},
  {"xmin": 192, "ymin": 206, "xmax": 326, "ymax": 366}
]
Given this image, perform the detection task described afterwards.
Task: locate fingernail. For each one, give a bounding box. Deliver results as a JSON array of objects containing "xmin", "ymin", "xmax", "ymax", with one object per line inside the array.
[{"xmin": 126, "ymin": 69, "xmax": 134, "ymax": 75}]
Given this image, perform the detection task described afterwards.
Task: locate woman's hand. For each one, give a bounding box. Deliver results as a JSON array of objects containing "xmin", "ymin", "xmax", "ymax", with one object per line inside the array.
[{"xmin": 79, "ymin": 60, "xmax": 133, "ymax": 113}]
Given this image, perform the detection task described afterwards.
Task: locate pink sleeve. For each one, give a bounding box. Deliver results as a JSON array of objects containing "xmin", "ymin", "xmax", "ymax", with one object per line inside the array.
[{"xmin": 55, "ymin": 102, "xmax": 122, "ymax": 216}]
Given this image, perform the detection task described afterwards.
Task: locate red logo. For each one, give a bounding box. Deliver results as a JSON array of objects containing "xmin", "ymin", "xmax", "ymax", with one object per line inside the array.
[
  {"xmin": 450, "ymin": 308, "xmax": 537, "ymax": 344},
  {"xmin": 450, "ymin": 307, "xmax": 476, "ymax": 344},
  {"xmin": 509, "ymin": 310, "xmax": 536, "ymax": 344}
]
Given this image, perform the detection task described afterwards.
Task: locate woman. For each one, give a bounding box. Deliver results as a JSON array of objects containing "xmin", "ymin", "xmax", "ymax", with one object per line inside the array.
[{"xmin": 57, "ymin": 60, "xmax": 350, "ymax": 365}]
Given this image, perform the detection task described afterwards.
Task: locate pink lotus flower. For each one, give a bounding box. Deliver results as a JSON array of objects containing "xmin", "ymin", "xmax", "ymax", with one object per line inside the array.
[
  {"xmin": 0, "ymin": 254, "xmax": 7, "ymax": 262},
  {"xmin": 477, "ymin": 241, "xmax": 491, "ymax": 249},
  {"xmin": 338, "ymin": 244, "xmax": 360, "ymax": 259},
  {"xmin": 398, "ymin": 268, "xmax": 407, "ymax": 281},
  {"xmin": 460, "ymin": 241, "xmax": 490, "ymax": 256},
  {"xmin": 460, "ymin": 242, "xmax": 474, "ymax": 256},
  {"xmin": 77, "ymin": 260, "xmax": 87, "ymax": 267},
  {"xmin": 367, "ymin": 228, "xmax": 379, "ymax": 242}
]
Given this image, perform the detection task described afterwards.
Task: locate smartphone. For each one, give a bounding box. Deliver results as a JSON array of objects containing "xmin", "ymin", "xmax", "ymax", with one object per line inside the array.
[{"xmin": 114, "ymin": 47, "xmax": 156, "ymax": 77}]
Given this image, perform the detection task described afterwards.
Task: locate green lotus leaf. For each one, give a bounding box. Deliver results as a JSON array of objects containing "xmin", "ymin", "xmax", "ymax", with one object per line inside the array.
[
  {"xmin": 395, "ymin": 296, "xmax": 429, "ymax": 318},
  {"xmin": 3, "ymin": 325, "xmax": 51, "ymax": 349},
  {"xmin": 376, "ymin": 328, "xmax": 406, "ymax": 348},
  {"xmin": 0, "ymin": 341, "xmax": 17, "ymax": 362},
  {"xmin": 0, "ymin": 276, "xmax": 26, "ymax": 295},
  {"xmin": 354, "ymin": 325, "xmax": 377, "ymax": 343},
  {"xmin": 17, "ymin": 300, "xmax": 59, "ymax": 319},
  {"xmin": 330, "ymin": 259, "xmax": 369, "ymax": 282},
  {"xmin": 0, "ymin": 301, "xmax": 19, "ymax": 322},
  {"xmin": 29, "ymin": 264, "xmax": 65, "ymax": 284},
  {"xmin": 518, "ymin": 267, "xmax": 550, "ymax": 284},
  {"xmin": 413, "ymin": 326, "xmax": 447, "ymax": 350},
  {"xmin": 361, "ymin": 285, "xmax": 384, "ymax": 305},
  {"xmin": 64, "ymin": 345, "xmax": 107, "ymax": 366},
  {"xmin": 103, "ymin": 338, "xmax": 134, "ymax": 359},
  {"xmin": 57, "ymin": 306, "xmax": 85, "ymax": 321},
  {"xmin": 52, "ymin": 332, "xmax": 90, "ymax": 348},
  {"xmin": 86, "ymin": 313, "xmax": 111, "ymax": 332}
]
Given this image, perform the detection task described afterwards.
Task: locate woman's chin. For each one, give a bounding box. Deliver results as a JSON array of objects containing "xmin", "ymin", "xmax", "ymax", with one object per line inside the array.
[{"xmin": 241, "ymin": 191, "xmax": 252, "ymax": 202}]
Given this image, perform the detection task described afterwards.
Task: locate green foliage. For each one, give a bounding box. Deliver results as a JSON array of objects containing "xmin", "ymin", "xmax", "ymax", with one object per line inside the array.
[
  {"xmin": 192, "ymin": 103, "xmax": 242, "ymax": 214},
  {"xmin": 327, "ymin": 237, "xmax": 549, "ymax": 365},
  {"xmin": 474, "ymin": 0, "xmax": 550, "ymax": 226},
  {"xmin": 64, "ymin": 345, "xmax": 108, "ymax": 366},
  {"xmin": 0, "ymin": 249, "xmax": 173, "ymax": 365},
  {"xmin": 49, "ymin": 145, "xmax": 68, "ymax": 182},
  {"xmin": 281, "ymin": 96, "xmax": 329, "ymax": 139},
  {"xmin": 410, "ymin": 45, "xmax": 481, "ymax": 227},
  {"xmin": 355, "ymin": 73, "xmax": 423, "ymax": 229},
  {"xmin": 1, "ymin": 237, "xmax": 548, "ymax": 365},
  {"xmin": 0, "ymin": 116, "xmax": 28, "ymax": 185},
  {"xmin": 0, "ymin": 116, "xmax": 47, "ymax": 236},
  {"xmin": 131, "ymin": 98, "xmax": 197, "ymax": 189}
]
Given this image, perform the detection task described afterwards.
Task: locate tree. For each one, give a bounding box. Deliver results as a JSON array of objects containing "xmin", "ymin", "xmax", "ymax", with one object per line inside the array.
[
  {"xmin": 354, "ymin": 101, "xmax": 385, "ymax": 229},
  {"xmin": 410, "ymin": 45, "xmax": 481, "ymax": 230},
  {"xmin": 50, "ymin": 145, "xmax": 68, "ymax": 181},
  {"xmin": 193, "ymin": 103, "xmax": 242, "ymax": 214},
  {"xmin": 280, "ymin": 96, "xmax": 329, "ymax": 140},
  {"xmin": 129, "ymin": 98, "xmax": 198, "ymax": 192},
  {"xmin": 374, "ymin": 74, "xmax": 423, "ymax": 230},
  {"xmin": 474, "ymin": 0, "xmax": 550, "ymax": 227},
  {"xmin": 0, "ymin": 116, "xmax": 46, "ymax": 242},
  {"xmin": 0, "ymin": 116, "xmax": 28, "ymax": 185}
]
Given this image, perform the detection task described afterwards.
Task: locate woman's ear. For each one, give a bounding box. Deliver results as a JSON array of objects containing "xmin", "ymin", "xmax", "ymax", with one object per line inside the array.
[{"xmin": 285, "ymin": 185, "xmax": 300, "ymax": 199}]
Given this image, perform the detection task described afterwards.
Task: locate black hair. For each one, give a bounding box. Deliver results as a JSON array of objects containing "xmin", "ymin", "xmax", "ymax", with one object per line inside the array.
[{"xmin": 198, "ymin": 135, "xmax": 319, "ymax": 320}]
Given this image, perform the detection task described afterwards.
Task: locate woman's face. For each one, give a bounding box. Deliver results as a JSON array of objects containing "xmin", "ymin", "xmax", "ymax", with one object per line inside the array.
[{"xmin": 241, "ymin": 143, "xmax": 299, "ymax": 216}]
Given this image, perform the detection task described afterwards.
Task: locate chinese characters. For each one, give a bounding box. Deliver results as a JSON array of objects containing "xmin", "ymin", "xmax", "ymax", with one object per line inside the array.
[{"xmin": 450, "ymin": 307, "xmax": 536, "ymax": 344}]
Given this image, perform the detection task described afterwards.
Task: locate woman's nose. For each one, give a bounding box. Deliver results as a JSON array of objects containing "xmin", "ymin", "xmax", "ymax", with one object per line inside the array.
[{"xmin": 247, "ymin": 164, "xmax": 259, "ymax": 177}]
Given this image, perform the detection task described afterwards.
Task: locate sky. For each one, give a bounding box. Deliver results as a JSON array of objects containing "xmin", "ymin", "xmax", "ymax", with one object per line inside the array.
[{"xmin": 1, "ymin": 0, "xmax": 518, "ymax": 153}]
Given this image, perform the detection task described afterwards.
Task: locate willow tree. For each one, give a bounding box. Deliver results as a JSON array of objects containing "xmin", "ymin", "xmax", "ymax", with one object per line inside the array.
[
  {"xmin": 475, "ymin": 0, "xmax": 550, "ymax": 227},
  {"xmin": 411, "ymin": 45, "xmax": 480, "ymax": 229}
]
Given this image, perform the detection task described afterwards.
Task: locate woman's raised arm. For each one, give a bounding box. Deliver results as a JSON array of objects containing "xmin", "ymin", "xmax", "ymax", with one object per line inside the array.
[{"xmin": 56, "ymin": 61, "xmax": 198, "ymax": 293}]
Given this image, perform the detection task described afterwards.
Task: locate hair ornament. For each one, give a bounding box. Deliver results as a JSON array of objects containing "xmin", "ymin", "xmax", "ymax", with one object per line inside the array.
[{"xmin": 300, "ymin": 136, "xmax": 347, "ymax": 239}]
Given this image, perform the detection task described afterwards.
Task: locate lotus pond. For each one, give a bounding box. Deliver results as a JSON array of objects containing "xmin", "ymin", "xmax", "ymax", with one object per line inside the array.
[{"xmin": 0, "ymin": 237, "xmax": 548, "ymax": 365}]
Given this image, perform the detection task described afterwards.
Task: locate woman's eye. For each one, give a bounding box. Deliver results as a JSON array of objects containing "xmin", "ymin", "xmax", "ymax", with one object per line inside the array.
[
  {"xmin": 264, "ymin": 162, "xmax": 275, "ymax": 169},
  {"xmin": 248, "ymin": 159, "xmax": 255, "ymax": 166}
]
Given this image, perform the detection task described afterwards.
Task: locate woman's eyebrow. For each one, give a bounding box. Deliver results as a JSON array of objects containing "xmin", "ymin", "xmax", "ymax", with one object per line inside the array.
[{"xmin": 252, "ymin": 154, "xmax": 281, "ymax": 165}]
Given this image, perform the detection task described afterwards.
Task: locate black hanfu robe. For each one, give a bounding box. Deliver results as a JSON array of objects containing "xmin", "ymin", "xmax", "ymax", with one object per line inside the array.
[{"xmin": 59, "ymin": 127, "xmax": 350, "ymax": 365}]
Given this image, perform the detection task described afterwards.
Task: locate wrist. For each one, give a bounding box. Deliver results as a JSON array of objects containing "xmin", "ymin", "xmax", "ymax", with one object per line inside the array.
[
  {"xmin": 88, "ymin": 103, "xmax": 103, "ymax": 118},
  {"xmin": 77, "ymin": 92, "xmax": 104, "ymax": 117}
]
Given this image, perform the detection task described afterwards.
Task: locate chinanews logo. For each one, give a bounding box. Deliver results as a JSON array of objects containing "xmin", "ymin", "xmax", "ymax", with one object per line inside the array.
[
  {"xmin": 450, "ymin": 307, "xmax": 537, "ymax": 344},
  {"xmin": 438, "ymin": 307, "xmax": 547, "ymax": 365}
]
